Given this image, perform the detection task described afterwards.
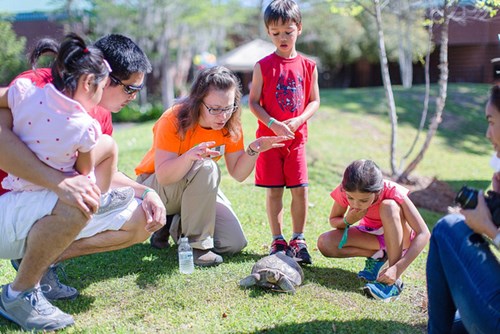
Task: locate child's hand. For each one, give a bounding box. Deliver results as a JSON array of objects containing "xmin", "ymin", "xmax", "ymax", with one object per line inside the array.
[
  {"xmin": 377, "ymin": 265, "xmax": 398, "ymax": 285},
  {"xmin": 346, "ymin": 208, "xmax": 367, "ymax": 223},
  {"xmin": 269, "ymin": 120, "xmax": 294, "ymax": 139},
  {"xmin": 283, "ymin": 117, "xmax": 303, "ymax": 133}
]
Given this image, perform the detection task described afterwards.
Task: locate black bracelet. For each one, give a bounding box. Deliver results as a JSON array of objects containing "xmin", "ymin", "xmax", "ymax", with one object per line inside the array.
[{"xmin": 246, "ymin": 145, "xmax": 259, "ymax": 156}]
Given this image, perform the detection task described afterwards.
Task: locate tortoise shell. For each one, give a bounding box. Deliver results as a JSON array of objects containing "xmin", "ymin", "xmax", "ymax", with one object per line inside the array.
[{"xmin": 240, "ymin": 252, "xmax": 304, "ymax": 293}]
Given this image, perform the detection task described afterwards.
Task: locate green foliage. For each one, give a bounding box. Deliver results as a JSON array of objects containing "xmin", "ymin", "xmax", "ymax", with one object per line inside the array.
[
  {"xmin": 299, "ymin": 2, "xmax": 366, "ymax": 68},
  {"xmin": 475, "ymin": 0, "xmax": 500, "ymax": 15},
  {"xmin": 111, "ymin": 102, "xmax": 165, "ymax": 123},
  {"xmin": 0, "ymin": 21, "xmax": 27, "ymax": 85},
  {"xmin": 299, "ymin": 1, "xmax": 430, "ymax": 69}
]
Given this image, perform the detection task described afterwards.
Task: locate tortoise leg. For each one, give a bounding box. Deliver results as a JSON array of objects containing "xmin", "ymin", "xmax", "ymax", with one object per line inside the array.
[
  {"xmin": 277, "ymin": 276, "xmax": 296, "ymax": 294},
  {"xmin": 240, "ymin": 273, "xmax": 260, "ymax": 288}
]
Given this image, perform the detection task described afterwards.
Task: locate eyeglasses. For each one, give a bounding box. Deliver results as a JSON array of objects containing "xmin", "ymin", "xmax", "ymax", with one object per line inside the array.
[
  {"xmin": 202, "ymin": 101, "xmax": 237, "ymax": 116},
  {"xmin": 109, "ymin": 74, "xmax": 144, "ymax": 95}
]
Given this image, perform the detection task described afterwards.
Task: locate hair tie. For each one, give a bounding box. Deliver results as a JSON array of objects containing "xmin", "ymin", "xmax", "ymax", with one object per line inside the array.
[{"xmin": 83, "ymin": 47, "xmax": 89, "ymax": 54}]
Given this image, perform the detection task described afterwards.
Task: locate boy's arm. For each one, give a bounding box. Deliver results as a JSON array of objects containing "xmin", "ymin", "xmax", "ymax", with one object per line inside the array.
[
  {"xmin": 248, "ymin": 63, "xmax": 268, "ymax": 123},
  {"xmin": 248, "ymin": 64, "xmax": 294, "ymax": 138},
  {"xmin": 283, "ymin": 67, "xmax": 320, "ymax": 132},
  {"xmin": 75, "ymin": 150, "xmax": 94, "ymax": 176}
]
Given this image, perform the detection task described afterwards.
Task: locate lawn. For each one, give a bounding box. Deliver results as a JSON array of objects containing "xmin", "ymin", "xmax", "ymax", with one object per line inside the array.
[{"xmin": 0, "ymin": 83, "xmax": 493, "ymax": 333}]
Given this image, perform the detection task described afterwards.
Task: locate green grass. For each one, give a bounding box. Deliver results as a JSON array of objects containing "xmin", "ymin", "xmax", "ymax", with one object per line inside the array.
[{"xmin": 0, "ymin": 83, "xmax": 493, "ymax": 333}]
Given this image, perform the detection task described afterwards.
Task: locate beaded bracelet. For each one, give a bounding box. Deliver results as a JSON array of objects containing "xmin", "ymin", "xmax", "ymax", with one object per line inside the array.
[
  {"xmin": 267, "ymin": 117, "xmax": 276, "ymax": 128},
  {"xmin": 141, "ymin": 188, "xmax": 155, "ymax": 200}
]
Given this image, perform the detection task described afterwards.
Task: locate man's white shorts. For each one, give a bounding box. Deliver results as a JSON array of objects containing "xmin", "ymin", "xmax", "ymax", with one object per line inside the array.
[{"xmin": 0, "ymin": 189, "xmax": 139, "ymax": 259}]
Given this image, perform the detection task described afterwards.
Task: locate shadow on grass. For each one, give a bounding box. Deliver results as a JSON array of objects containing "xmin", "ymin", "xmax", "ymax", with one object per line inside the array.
[
  {"xmin": 60, "ymin": 244, "xmax": 266, "ymax": 295},
  {"xmin": 223, "ymin": 250, "xmax": 269, "ymax": 265},
  {"xmin": 302, "ymin": 266, "xmax": 362, "ymax": 292},
  {"xmin": 247, "ymin": 319, "xmax": 425, "ymax": 334}
]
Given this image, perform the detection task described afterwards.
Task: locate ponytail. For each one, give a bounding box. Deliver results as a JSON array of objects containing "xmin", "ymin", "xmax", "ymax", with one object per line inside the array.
[{"xmin": 41, "ymin": 33, "xmax": 110, "ymax": 97}]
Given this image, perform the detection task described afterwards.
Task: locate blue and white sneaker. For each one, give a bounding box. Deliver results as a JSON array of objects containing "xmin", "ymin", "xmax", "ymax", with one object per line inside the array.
[
  {"xmin": 357, "ymin": 256, "xmax": 387, "ymax": 281},
  {"xmin": 363, "ymin": 279, "xmax": 404, "ymax": 302}
]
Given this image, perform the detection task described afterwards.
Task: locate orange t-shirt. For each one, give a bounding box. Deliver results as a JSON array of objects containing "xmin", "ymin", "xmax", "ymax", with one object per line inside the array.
[{"xmin": 135, "ymin": 106, "xmax": 244, "ymax": 175}]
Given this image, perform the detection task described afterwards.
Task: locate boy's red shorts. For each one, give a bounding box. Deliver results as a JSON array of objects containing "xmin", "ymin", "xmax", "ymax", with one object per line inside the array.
[{"xmin": 255, "ymin": 137, "xmax": 308, "ymax": 188}]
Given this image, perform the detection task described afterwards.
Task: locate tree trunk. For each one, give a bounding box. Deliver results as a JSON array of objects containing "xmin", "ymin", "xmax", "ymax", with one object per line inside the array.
[
  {"xmin": 157, "ymin": 8, "xmax": 175, "ymax": 108},
  {"xmin": 397, "ymin": 0, "xmax": 413, "ymax": 89},
  {"xmin": 398, "ymin": 5, "xmax": 450, "ymax": 182},
  {"xmin": 399, "ymin": 21, "xmax": 433, "ymax": 171},
  {"xmin": 173, "ymin": 24, "xmax": 192, "ymax": 98},
  {"xmin": 374, "ymin": 0, "xmax": 398, "ymax": 176}
]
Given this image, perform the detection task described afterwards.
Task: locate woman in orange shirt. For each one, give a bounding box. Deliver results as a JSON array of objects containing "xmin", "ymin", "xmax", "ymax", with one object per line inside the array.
[{"xmin": 136, "ymin": 66, "xmax": 288, "ymax": 267}]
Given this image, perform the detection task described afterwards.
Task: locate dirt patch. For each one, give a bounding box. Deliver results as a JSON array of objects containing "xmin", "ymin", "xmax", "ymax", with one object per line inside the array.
[{"xmin": 403, "ymin": 176, "xmax": 456, "ymax": 213}]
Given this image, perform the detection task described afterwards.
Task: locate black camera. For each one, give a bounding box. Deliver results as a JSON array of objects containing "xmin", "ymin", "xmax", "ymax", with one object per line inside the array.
[{"xmin": 455, "ymin": 186, "xmax": 500, "ymax": 227}]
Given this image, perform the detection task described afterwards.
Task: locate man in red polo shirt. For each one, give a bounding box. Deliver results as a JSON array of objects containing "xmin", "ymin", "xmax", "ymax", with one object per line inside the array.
[{"xmin": 0, "ymin": 34, "xmax": 166, "ymax": 331}]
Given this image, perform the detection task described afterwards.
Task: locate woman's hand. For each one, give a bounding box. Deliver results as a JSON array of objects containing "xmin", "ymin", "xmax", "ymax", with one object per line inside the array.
[
  {"xmin": 185, "ymin": 141, "xmax": 220, "ymax": 161},
  {"xmin": 461, "ymin": 190, "xmax": 497, "ymax": 236},
  {"xmin": 249, "ymin": 136, "xmax": 289, "ymax": 153},
  {"xmin": 492, "ymin": 171, "xmax": 500, "ymax": 193}
]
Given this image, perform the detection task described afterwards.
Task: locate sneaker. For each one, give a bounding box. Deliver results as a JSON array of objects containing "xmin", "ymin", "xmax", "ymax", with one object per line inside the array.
[
  {"xmin": 150, "ymin": 214, "xmax": 176, "ymax": 249},
  {"xmin": 357, "ymin": 256, "xmax": 387, "ymax": 282},
  {"xmin": 288, "ymin": 238, "xmax": 312, "ymax": 265},
  {"xmin": 96, "ymin": 186, "xmax": 135, "ymax": 215},
  {"xmin": 0, "ymin": 284, "xmax": 74, "ymax": 331},
  {"xmin": 269, "ymin": 238, "xmax": 288, "ymax": 255},
  {"xmin": 10, "ymin": 259, "xmax": 79, "ymax": 301},
  {"xmin": 363, "ymin": 279, "xmax": 404, "ymax": 302},
  {"xmin": 193, "ymin": 249, "xmax": 223, "ymax": 267}
]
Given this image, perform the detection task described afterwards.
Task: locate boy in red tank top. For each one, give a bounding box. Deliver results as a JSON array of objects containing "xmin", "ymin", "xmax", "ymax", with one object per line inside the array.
[{"xmin": 248, "ymin": 0, "xmax": 320, "ymax": 264}]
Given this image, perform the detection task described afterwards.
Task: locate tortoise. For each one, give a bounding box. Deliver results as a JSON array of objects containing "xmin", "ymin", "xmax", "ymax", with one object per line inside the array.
[{"xmin": 239, "ymin": 252, "xmax": 304, "ymax": 294}]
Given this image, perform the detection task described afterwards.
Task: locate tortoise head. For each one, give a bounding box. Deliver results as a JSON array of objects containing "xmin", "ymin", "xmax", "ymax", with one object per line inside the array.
[{"xmin": 263, "ymin": 269, "xmax": 282, "ymax": 284}]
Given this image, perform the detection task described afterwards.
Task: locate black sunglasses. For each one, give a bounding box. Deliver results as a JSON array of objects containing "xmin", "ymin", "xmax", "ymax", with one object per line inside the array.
[{"xmin": 109, "ymin": 74, "xmax": 144, "ymax": 95}]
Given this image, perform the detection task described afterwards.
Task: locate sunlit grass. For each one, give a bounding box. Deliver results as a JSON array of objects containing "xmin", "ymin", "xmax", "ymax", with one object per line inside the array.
[{"xmin": 0, "ymin": 83, "xmax": 492, "ymax": 333}]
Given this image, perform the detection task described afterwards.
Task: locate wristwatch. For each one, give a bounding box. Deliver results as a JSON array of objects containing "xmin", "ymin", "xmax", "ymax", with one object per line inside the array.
[{"xmin": 246, "ymin": 145, "xmax": 259, "ymax": 156}]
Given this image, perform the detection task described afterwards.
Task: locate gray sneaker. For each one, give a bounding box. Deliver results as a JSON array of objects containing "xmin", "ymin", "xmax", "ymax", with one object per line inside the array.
[
  {"xmin": 96, "ymin": 186, "xmax": 135, "ymax": 215},
  {"xmin": 11, "ymin": 259, "xmax": 78, "ymax": 301},
  {"xmin": 0, "ymin": 284, "xmax": 74, "ymax": 331}
]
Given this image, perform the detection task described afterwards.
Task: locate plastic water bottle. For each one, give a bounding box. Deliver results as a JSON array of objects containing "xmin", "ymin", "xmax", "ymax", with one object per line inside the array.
[{"xmin": 178, "ymin": 236, "xmax": 194, "ymax": 274}]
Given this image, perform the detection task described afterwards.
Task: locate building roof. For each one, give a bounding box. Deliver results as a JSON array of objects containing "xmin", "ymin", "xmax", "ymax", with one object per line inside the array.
[{"xmin": 218, "ymin": 38, "xmax": 319, "ymax": 72}]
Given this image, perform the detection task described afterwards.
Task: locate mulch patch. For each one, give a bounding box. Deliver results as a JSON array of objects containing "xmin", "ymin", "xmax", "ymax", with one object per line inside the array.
[{"xmin": 402, "ymin": 176, "xmax": 457, "ymax": 213}]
